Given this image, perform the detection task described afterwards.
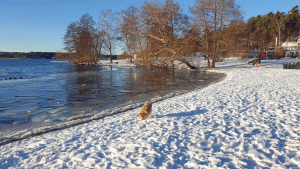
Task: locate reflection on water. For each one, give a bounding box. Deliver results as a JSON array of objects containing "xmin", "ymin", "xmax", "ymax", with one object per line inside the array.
[
  {"xmin": 64, "ymin": 66, "xmax": 219, "ymax": 115},
  {"xmin": 0, "ymin": 59, "xmax": 225, "ymax": 142}
]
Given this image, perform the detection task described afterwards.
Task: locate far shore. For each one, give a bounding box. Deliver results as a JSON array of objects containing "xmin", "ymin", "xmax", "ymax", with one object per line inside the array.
[{"xmin": 0, "ymin": 57, "xmax": 21, "ymax": 59}]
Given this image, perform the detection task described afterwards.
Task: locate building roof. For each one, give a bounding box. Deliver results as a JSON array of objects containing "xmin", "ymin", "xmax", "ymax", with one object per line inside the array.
[{"xmin": 281, "ymin": 41, "xmax": 299, "ymax": 47}]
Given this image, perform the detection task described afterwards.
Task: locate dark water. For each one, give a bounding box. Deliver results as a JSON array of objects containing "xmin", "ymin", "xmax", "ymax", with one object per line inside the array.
[{"xmin": 0, "ymin": 59, "xmax": 225, "ymax": 143}]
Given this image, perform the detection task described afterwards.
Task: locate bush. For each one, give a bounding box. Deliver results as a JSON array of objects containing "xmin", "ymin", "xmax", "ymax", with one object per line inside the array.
[{"xmin": 275, "ymin": 48, "xmax": 284, "ymax": 59}]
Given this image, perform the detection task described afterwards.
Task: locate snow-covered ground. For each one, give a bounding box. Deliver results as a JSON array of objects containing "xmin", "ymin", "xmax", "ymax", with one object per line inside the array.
[
  {"xmin": 98, "ymin": 59, "xmax": 137, "ymax": 67},
  {"xmin": 1, "ymin": 58, "xmax": 300, "ymax": 168},
  {"xmin": 97, "ymin": 57, "xmax": 207, "ymax": 69}
]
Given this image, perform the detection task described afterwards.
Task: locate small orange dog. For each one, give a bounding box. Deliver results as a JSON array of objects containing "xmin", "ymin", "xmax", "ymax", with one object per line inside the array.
[{"xmin": 140, "ymin": 102, "xmax": 152, "ymax": 120}]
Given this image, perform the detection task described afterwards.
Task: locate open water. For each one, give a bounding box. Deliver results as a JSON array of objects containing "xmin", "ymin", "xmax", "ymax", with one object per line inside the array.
[{"xmin": 0, "ymin": 59, "xmax": 225, "ymax": 144}]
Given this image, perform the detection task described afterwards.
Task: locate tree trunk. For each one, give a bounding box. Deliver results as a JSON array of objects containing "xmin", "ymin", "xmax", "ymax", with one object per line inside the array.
[
  {"xmin": 278, "ymin": 27, "xmax": 281, "ymax": 47},
  {"xmin": 207, "ymin": 56, "xmax": 211, "ymax": 69},
  {"xmin": 211, "ymin": 59, "xmax": 215, "ymax": 68},
  {"xmin": 180, "ymin": 59, "xmax": 197, "ymax": 69}
]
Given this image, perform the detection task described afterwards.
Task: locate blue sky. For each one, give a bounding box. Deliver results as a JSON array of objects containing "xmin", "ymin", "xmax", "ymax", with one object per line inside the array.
[{"xmin": 0, "ymin": 0, "xmax": 299, "ymax": 53}]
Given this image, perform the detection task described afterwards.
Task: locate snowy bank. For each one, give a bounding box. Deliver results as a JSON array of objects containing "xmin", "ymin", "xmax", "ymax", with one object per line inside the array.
[
  {"xmin": 98, "ymin": 59, "xmax": 137, "ymax": 67},
  {"xmin": 97, "ymin": 57, "xmax": 207, "ymax": 69},
  {"xmin": 1, "ymin": 58, "xmax": 300, "ymax": 168}
]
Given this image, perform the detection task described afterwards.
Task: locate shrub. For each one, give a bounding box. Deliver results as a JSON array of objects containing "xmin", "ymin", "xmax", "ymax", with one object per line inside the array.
[{"xmin": 275, "ymin": 48, "xmax": 284, "ymax": 59}]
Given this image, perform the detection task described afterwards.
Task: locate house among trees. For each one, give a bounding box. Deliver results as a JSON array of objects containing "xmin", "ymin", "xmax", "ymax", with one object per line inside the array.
[
  {"xmin": 101, "ymin": 55, "xmax": 118, "ymax": 60},
  {"xmin": 281, "ymin": 38, "xmax": 300, "ymax": 57},
  {"xmin": 281, "ymin": 38, "xmax": 300, "ymax": 51}
]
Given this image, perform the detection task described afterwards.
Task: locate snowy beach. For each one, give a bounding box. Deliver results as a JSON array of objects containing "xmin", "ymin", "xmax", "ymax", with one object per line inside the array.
[{"xmin": 1, "ymin": 58, "xmax": 300, "ymax": 168}]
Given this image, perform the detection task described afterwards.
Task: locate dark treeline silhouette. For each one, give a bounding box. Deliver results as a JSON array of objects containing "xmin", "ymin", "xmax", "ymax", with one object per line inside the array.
[{"xmin": 0, "ymin": 52, "xmax": 55, "ymax": 59}]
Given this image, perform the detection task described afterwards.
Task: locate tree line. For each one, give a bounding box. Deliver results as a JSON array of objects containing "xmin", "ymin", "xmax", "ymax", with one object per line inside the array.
[
  {"xmin": 63, "ymin": 0, "xmax": 300, "ymax": 68},
  {"xmin": 245, "ymin": 6, "xmax": 300, "ymax": 52},
  {"xmin": 0, "ymin": 52, "xmax": 55, "ymax": 59}
]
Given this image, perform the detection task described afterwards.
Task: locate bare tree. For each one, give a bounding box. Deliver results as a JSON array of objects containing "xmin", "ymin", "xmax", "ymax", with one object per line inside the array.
[
  {"xmin": 191, "ymin": 0, "xmax": 242, "ymax": 68},
  {"xmin": 222, "ymin": 20, "xmax": 248, "ymax": 57},
  {"xmin": 64, "ymin": 22, "xmax": 79, "ymax": 54},
  {"xmin": 138, "ymin": 0, "xmax": 196, "ymax": 69},
  {"xmin": 98, "ymin": 10, "xmax": 117, "ymax": 63},
  {"xmin": 190, "ymin": 3, "xmax": 212, "ymax": 68},
  {"xmin": 274, "ymin": 11, "xmax": 286, "ymax": 47},
  {"xmin": 93, "ymin": 30, "xmax": 105, "ymax": 59},
  {"xmin": 78, "ymin": 14, "xmax": 96, "ymax": 64},
  {"xmin": 64, "ymin": 14, "xmax": 98, "ymax": 64},
  {"xmin": 119, "ymin": 6, "xmax": 140, "ymax": 62}
]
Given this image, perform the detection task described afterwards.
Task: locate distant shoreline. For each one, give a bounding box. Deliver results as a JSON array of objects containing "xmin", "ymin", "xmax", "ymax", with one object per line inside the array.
[{"xmin": 0, "ymin": 58, "xmax": 53, "ymax": 59}]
